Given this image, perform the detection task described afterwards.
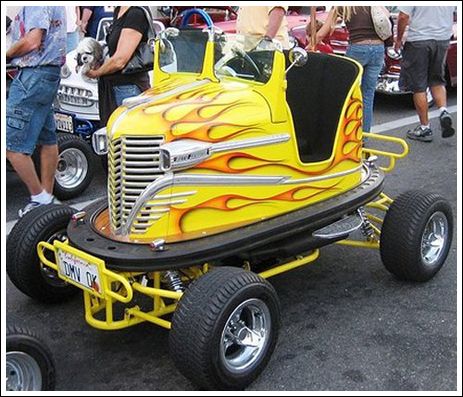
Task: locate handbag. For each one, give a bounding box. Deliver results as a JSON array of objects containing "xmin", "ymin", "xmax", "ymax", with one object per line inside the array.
[
  {"xmin": 370, "ymin": 6, "xmax": 393, "ymax": 41},
  {"xmin": 121, "ymin": 7, "xmax": 157, "ymax": 74}
]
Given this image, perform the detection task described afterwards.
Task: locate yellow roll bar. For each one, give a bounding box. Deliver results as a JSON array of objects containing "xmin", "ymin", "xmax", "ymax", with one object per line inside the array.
[{"xmin": 362, "ymin": 132, "xmax": 409, "ymax": 172}]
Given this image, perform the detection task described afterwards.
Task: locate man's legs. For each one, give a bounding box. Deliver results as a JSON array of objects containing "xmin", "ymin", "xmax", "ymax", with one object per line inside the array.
[
  {"xmin": 412, "ymin": 91, "xmax": 429, "ymax": 126},
  {"xmin": 430, "ymin": 84, "xmax": 447, "ymax": 109},
  {"xmin": 6, "ymin": 151, "xmax": 42, "ymax": 195},
  {"xmin": 39, "ymin": 144, "xmax": 59, "ymax": 194},
  {"xmin": 7, "ymin": 66, "xmax": 61, "ymax": 215},
  {"xmin": 430, "ymin": 40, "xmax": 454, "ymax": 138},
  {"xmin": 400, "ymin": 41, "xmax": 433, "ymax": 142}
]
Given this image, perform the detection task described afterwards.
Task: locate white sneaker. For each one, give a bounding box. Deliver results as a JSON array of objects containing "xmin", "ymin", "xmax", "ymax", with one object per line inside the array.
[{"xmin": 18, "ymin": 196, "xmax": 60, "ymax": 218}]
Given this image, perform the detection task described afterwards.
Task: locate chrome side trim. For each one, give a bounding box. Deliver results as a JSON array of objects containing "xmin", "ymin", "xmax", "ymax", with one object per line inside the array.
[
  {"xmin": 112, "ymin": 79, "xmax": 211, "ymax": 136},
  {"xmin": 122, "ymin": 174, "xmax": 288, "ymax": 235},
  {"xmin": 159, "ymin": 134, "xmax": 290, "ymax": 171},
  {"xmin": 123, "ymin": 163, "xmax": 368, "ymax": 236}
]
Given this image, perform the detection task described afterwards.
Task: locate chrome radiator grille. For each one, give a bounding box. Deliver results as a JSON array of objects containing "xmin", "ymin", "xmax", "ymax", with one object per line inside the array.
[
  {"xmin": 108, "ymin": 135, "xmax": 166, "ymax": 234},
  {"xmin": 57, "ymin": 85, "xmax": 94, "ymax": 107}
]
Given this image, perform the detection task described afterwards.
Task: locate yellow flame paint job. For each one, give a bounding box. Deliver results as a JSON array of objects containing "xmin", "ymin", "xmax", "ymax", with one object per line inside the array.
[{"xmin": 107, "ymin": 47, "xmax": 365, "ymax": 243}]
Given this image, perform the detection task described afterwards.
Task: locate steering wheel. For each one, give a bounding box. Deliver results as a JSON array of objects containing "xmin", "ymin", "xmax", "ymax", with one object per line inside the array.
[
  {"xmin": 180, "ymin": 8, "xmax": 214, "ymax": 28},
  {"xmin": 231, "ymin": 46, "xmax": 261, "ymax": 78}
]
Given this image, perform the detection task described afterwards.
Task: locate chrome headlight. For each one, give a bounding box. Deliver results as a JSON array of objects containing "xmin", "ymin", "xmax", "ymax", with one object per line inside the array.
[
  {"xmin": 60, "ymin": 63, "xmax": 71, "ymax": 79},
  {"xmin": 92, "ymin": 127, "xmax": 108, "ymax": 155}
]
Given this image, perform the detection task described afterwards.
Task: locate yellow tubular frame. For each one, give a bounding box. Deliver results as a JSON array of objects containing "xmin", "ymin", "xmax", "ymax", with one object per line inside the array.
[
  {"xmin": 37, "ymin": 240, "xmax": 184, "ymax": 330},
  {"xmin": 336, "ymin": 192, "xmax": 394, "ymax": 249},
  {"xmin": 35, "ymin": 195, "xmax": 397, "ymax": 331},
  {"xmin": 258, "ymin": 250, "xmax": 320, "ymax": 279},
  {"xmin": 362, "ymin": 132, "xmax": 409, "ymax": 173}
]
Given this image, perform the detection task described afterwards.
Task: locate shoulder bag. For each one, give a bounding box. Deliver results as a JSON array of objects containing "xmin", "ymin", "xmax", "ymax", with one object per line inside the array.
[
  {"xmin": 370, "ymin": 6, "xmax": 393, "ymax": 41},
  {"xmin": 121, "ymin": 6, "xmax": 156, "ymax": 74}
]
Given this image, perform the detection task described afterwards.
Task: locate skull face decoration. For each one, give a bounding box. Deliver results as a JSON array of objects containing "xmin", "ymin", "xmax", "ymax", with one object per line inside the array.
[{"xmin": 75, "ymin": 37, "xmax": 105, "ymax": 75}]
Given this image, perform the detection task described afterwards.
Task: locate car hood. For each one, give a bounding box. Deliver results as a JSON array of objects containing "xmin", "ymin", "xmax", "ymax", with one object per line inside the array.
[{"xmin": 107, "ymin": 77, "xmax": 272, "ymax": 143}]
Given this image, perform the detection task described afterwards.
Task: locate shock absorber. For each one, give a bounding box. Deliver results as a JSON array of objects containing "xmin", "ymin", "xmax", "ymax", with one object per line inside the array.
[
  {"xmin": 358, "ymin": 207, "xmax": 376, "ymax": 241},
  {"xmin": 164, "ymin": 271, "xmax": 184, "ymax": 292}
]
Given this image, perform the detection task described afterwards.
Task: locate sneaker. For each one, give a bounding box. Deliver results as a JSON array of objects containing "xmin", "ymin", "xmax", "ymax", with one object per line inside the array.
[
  {"xmin": 406, "ymin": 125, "xmax": 433, "ymax": 142},
  {"xmin": 18, "ymin": 196, "xmax": 60, "ymax": 218},
  {"xmin": 439, "ymin": 110, "xmax": 455, "ymax": 138}
]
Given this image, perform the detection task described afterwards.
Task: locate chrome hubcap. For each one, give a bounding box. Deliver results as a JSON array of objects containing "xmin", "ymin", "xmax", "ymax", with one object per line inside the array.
[
  {"xmin": 421, "ymin": 212, "xmax": 448, "ymax": 266},
  {"xmin": 56, "ymin": 148, "xmax": 88, "ymax": 189},
  {"xmin": 6, "ymin": 351, "xmax": 42, "ymax": 391},
  {"xmin": 220, "ymin": 298, "xmax": 271, "ymax": 373}
]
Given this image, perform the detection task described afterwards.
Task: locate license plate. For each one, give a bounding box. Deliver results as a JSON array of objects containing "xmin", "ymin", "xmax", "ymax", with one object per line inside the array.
[
  {"xmin": 56, "ymin": 247, "xmax": 104, "ymax": 297},
  {"xmin": 54, "ymin": 112, "xmax": 74, "ymax": 133}
]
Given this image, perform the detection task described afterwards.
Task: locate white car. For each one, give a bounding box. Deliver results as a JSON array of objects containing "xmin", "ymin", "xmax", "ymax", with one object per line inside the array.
[{"xmin": 52, "ymin": 18, "xmax": 176, "ymax": 198}]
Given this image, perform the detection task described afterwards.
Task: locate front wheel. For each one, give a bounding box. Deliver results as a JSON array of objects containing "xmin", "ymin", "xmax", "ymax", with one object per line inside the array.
[
  {"xmin": 380, "ymin": 190, "xmax": 453, "ymax": 282},
  {"xmin": 169, "ymin": 267, "xmax": 280, "ymax": 390},
  {"xmin": 6, "ymin": 324, "xmax": 56, "ymax": 391},
  {"xmin": 6, "ymin": 204, "xmax": 79, "ymax": 303}
]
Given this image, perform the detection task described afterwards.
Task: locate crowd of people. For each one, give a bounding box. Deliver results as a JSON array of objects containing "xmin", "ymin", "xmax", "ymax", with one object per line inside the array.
[{"xmin": 5, "ymin": 6, "xmax": 457, "ymax": 216}]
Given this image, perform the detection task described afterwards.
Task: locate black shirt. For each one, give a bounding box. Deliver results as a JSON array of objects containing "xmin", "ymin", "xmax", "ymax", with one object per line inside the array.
[
  {"xmin": 106, "ymin": 7, "xmax": 149, "ymax": 56},
  {"xmin": 98, "ymin": 6, "xmax": 151, "ymax": 125}
]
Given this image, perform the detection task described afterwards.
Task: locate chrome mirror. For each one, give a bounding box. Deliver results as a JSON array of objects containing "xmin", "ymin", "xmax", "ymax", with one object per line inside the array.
[{"xmin": 287, "ymin": 47, "xmax": 308, "ymax": 71}]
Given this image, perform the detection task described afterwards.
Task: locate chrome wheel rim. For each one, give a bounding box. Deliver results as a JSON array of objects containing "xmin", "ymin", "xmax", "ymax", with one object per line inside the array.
[
  {"xmin": 421, "ymin": 212, "xmax": 448, "ymax": 266},
  {"xmin": 220, "ymin": 298, "xmax": 271, "ymax": 374},
  {"xmin": 6, "ymin": 351, "xmax": 42, "ymax": 391},
  {"xmin": 56, "ymin": 148, "xmax": 88, "ymax": 189}
]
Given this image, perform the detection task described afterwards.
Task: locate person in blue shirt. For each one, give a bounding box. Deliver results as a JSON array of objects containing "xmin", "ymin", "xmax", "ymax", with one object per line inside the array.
[
  {"xmin": 79, "ymin": 6, "xmax": 114, "ymax": 39},
  {"xmin": 6, "ymin": 6, "xmax": 66, "ymax": 217}
]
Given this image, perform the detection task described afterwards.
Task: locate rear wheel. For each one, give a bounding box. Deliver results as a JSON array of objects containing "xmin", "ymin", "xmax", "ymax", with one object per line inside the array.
[
  {"xmin": 380, "ymin": 190, "xmax": 453, "ymax": 282},
  {"xmin": 54, "ymin": 133, "xmax": 95, "ymax": 200},
  {"xmin": 6, "ymin": 204, "xmax": 79, "ymax": 303},
  {"xmin": 169, "ymin": 267, "xmax": 280, "ymax": 390}
]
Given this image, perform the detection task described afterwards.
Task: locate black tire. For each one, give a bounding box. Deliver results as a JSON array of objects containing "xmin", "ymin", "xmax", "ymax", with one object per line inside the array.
[
  {"xmin": 6, "ymin": 323, "xmax": 56, "ymax": 391},
  {"xmin": 54, "ymin": 133, "xmax": 95, "ymax": 200},
  {"xmin": 170, "ymin": 267, "xmax": 280, "ymax": 390},
  {"xmin": 7, "ymin": 204, "xmax": 79, "ymax": 303},
  {"xmin": 380, "ymin": 190, "xmax": 453, "ymax": 282}
]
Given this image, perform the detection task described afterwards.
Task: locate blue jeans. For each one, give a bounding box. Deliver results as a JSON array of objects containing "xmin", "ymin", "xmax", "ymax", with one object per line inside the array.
[
  {"xmin": 113, "ymin": 84, "xmax": 142, "ymax": 107},
  {"xmin": 346, "ymin": 44, "xmax": 384, "ymax": 132},
  {"xmin": 7, "ymin": 66, "xmax": 61, "ymax": 154}
]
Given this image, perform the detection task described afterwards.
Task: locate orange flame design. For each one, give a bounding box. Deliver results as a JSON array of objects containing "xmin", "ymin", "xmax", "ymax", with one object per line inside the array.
[
  {"xmin": 143, "ymin": 88, "xmax": 267, "ymax": 143},
  {"xmin": 167, "ymin": 180, "xmax": 343, "ymax": 235}
]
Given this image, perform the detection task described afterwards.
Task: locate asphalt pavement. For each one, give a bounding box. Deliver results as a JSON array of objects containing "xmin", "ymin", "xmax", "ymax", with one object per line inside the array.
[{"xmin": 4, "ymin": 91, "xmax": 458, "ymax": 391}]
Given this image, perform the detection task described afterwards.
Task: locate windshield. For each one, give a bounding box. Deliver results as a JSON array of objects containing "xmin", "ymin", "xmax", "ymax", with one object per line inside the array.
[{"xmin": 159, "ymin": 30, "xmax": 276, "ymax": 84}]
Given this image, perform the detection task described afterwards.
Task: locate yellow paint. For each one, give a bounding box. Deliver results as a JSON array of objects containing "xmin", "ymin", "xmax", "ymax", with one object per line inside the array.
[{"xmin": 106, "ymin": 38, "xmax": 368, "ymax": 242}]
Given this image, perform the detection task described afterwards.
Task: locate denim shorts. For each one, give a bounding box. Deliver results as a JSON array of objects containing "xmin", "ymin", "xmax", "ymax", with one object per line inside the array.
[{"xmin": 7, "ymin": 66, "xmax": 61, "ymax": 155}]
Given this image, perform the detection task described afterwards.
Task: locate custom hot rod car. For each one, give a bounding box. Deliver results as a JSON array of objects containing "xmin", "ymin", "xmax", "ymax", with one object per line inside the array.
[{"xmin": 7, "ymin": 28, "xmax": 453, "ymax": 390}]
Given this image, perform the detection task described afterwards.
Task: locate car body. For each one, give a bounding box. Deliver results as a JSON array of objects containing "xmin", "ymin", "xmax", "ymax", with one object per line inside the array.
[{"xmin": 7, "ymin": 29, "xmax": 453, "ymax": 391}]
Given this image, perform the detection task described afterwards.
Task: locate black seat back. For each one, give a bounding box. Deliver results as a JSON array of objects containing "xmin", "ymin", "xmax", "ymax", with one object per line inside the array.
[{"xmin": 286, "ymin": 52, "xmax": 360, "ymax": 163}]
